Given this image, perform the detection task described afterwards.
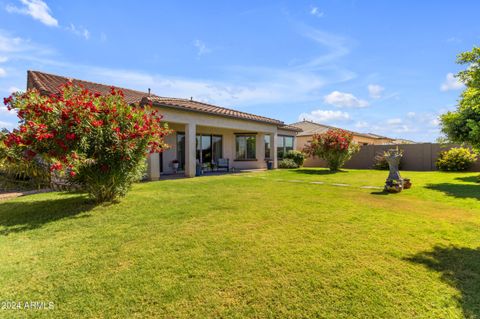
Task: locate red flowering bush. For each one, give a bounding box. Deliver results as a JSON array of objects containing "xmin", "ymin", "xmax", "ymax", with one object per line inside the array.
[
  {"xmin": 2, "ymin": 82, "xmax": 171, "ymax": 202},
  {"xmin": 304, "ymin": 129, "xmax": 360, "ymax": 171}
]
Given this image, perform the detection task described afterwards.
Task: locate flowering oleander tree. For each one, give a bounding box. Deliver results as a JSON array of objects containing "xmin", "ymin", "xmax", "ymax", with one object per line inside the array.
[
  {"xmin": 2, "ymin": 82, "xmax": 171, "ymax": 202},
  {"xmin": 304, "ymin": 129, "xmax": 360, "ymax": 171}
]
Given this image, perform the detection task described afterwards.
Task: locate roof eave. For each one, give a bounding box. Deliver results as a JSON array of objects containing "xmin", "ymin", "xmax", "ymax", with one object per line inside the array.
[{"xmin": 143, "ymin": 98, "xmax": 284, "ymax": 126}]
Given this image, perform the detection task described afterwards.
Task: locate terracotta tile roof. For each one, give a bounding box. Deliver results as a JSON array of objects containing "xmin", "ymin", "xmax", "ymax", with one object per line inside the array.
[
  {"xmin": 27, "ymin": 70, "xmax": 285, "ymax": 126},
  {"xmin": 27, "ymin": 70, "xmax": 149, "ymax": 104},
  {"xmin": 143, "ymin": 96, "xmax": 283, "ymax": 125}
]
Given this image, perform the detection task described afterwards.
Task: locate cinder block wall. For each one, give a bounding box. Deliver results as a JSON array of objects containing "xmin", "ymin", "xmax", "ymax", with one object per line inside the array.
[{"xmin": 303, "ymin": 143, "xmax": 480, "ymax": 171}]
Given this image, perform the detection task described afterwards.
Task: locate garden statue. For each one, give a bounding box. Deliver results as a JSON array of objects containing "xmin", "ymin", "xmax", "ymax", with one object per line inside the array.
[{"xmin": 384, "ymin": 148, "xmax": 403, "ymax": 193}]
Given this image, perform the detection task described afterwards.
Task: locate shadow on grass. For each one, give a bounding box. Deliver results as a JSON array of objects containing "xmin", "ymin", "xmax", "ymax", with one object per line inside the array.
[
  {"xmin": 293, "ymin": 169, "xmax": 347, "ymax": 175},
  {"xmin": 0, "ymin": 194, "xmax": 95, "ymax": 236},
  {"xmin": 455, "ymin": 175, "xmax": 480, "ymax": 183},
  {"xmin": 425, "ymin": 183, "xmax": 480, "ymax": 200},
  {"xmin": 370, "ymin": 191, "xmax": 388, "ymax": 195},
  {"xmin": 405, "ymin": 246, "xmax": 480, "ymax": 318}
]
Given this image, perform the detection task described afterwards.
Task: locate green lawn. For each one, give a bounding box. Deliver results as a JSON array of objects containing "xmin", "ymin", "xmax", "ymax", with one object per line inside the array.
[{"xmin": 0, "ymin": 168, "xmax": 479, "ymax": 318}]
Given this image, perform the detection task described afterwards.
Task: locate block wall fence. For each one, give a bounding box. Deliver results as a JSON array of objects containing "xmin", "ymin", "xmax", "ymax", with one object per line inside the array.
[{"xmin": 302, "ymin": 143, "xmax": 480, "ymax": 171}]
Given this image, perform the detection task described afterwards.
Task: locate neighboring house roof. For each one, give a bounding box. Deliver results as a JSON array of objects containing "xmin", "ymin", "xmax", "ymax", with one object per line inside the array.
[
  {"xmin": 290, "ymin": 120, "xmax": 395, "ymax": 141},
  {"xmin": 362, "ymin": 133, "xmax": 394, "ymax": 140},
  {"xmin": 277, "ymin": 124, "xmax": 303, "ymax": 132},
  {"xmin": 392, "ymin": 138, "xmax": 416, "ymax": 144},
  {"xmin": 27, "ymin": 70, "xmax": 287, "ymax": 126}
]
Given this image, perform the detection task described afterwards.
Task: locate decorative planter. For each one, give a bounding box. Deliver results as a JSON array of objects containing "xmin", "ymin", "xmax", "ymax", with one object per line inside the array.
[
  {"xmin": 385, "ymin": 184, "xmax": 403, "ymax": 193},
  {"xmin": 384, "ymin": 179, "xmax": 403, "ymax": 193},
  {"xmin": 403, "ymin": 178, "xmax": 412, "ymax": 189}
]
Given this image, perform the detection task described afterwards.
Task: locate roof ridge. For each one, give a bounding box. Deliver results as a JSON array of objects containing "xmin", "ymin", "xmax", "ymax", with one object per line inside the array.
[
  {"xmin": 148, "ymin": 96, "xmax": 283, "ymax": 124},
  {"xmin": 28, "ymin": 70, "xmax": 152, "ymax": 96}
]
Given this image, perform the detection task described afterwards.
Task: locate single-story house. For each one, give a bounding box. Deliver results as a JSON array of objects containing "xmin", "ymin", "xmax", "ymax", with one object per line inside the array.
[{"xmin": 27, "ymin": 71, "xmax": 301, "ymax": 179}]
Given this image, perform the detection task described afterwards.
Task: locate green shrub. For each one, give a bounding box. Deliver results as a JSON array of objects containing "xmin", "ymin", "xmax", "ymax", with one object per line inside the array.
[
  {"xmin": 373, "ymin": 150, "xmax": 403, "ymax": 170},
  {"xmin": 285, "ymin": 150, "xmax": 306, "ymax": 167},
  {"xmin": 278, "ymin": 158, "xmax": 299, "ymax": 169},
  {"xmin": 436, "ymin": 147, "xmax": 478, "ymax": 171}
]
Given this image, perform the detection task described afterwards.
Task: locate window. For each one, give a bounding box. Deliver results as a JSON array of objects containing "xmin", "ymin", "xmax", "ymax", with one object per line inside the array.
[
  {"xmin": 236, "ymin": 135, "xmax": 256, "ymax": 160},
  {"xmin": 277, "ymin": 135, "xmax": 295, "ymax": 159},
  {"xmin": 277, "ymin": 136, "xmax": 284, "ymax": 159},
  {"xmin": 264, "ymin": 135, "xmax": 271, "ymax": 159},
  {"xmin": 212, "ymin": 135, "xmax": 223, "ymax": 163}
]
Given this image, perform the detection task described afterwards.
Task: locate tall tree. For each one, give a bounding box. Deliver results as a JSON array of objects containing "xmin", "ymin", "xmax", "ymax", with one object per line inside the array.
[{"xmin": 440, "ymin": 47, "xmax": 480, "ymax": 148}]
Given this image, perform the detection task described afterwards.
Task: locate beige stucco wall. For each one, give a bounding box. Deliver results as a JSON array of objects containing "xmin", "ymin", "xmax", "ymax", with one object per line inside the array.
[{"xmin": 147, "ymin": 106, "xmax": 285, "ymax": 178}]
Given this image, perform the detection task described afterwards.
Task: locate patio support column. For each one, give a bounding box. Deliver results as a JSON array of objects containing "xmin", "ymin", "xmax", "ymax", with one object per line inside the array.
[
  {"xmin": 185, "ymin": 123, "xmax": 196, "ymax": 178},
  {"xmin": 257, "ymin": 133, "xmax": 266, "ymax": 168},
  {"xmin": 271, "ymin": 133, "xmax": 278, "ymax": 169},
  {"xmin": 147, "ymin": 153, "xmax": 160, "ymax": 180}
]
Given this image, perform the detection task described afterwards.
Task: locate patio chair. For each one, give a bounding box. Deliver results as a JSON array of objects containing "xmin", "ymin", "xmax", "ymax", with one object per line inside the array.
[{"xmin": 216, "ymin": 158, "xmax": 229, "ymax": 172}]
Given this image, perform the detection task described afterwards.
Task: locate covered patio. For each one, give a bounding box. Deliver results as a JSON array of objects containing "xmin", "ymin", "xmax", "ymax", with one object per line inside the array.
[
  {"xmin": 142, "ymin": 96, "xmax": 299, "ymax": 180},
  {"xmin": 147, "ymin": 121, "xmax": 279, "ymax": 179}
]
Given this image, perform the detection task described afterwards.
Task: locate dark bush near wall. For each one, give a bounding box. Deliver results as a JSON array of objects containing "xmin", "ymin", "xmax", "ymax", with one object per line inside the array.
[
  {"xmin": 278, "ymin": 159, "xmax": 299, "ymax": 169},
  {"xmin": 285, "ymin": 150, "xmax": 306, "ymax": 167},
  {"xmin": 373, "ymin": 151, "xmax": 403, "ymax": 170},
  {"xmin": 436, "ymin": 147, "xmax": 478, "ymax": 171}
]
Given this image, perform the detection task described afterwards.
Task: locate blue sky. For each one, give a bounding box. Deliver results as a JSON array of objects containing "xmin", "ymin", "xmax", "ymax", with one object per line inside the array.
[{"xmin": 0, "ymin": 0, "xmax": 478, "ymax": 141}]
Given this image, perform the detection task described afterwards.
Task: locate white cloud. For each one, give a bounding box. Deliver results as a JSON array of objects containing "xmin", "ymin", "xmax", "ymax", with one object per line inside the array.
[
  {"xmin": 367, "ymin": 84, "xmax": 384, "ymax": 99},
  {"xmin": 6, "ymin": 0, "xmax": 58, "ymax": 27},
  {"xmin": 310, "ymin": 7, "xmax": 324, "ymax": 17},
  {"xmin": 0, "ymin": 32, "xmax": 26, "ymax": 52},
  {"xmin": 0, "ymin": 30, "xmax": 55, "ymax": 64},
  {"xmin": 0, "ymin": 120, "xmax": 16, "ymax": 129},
  {"xmin": 0, "ymin": 30, "xmax": 52, "ymax": 55},
  {"xmin": 298, "ymin": 109, "xmax": 350, "ymax": 123},
  {"xmin": 66, "ymin": 24, "xmax": 90, "ymax": 40},
  {"xmin": 193, "ymin": 39, "xmax": 211, "ymax": 56},
  {"xmin": 0, "ymin": 104, "xmax": 16, "ymax": 115},
  {"xmin": 299, "ymin": 26, "xmax": 350, "ymax": 67},
  {"xmin": 386, "ymin": 118, "xmax": 403, "ymax": 125},
  {"xmin": 363, "ymin": 111, "xmax": 441, "ymax": 137},
  {"xmin": 8, "ymin": 86, "xmax": 21, "ymax": 93},
  {"xmin": 0, "ymin": 68, "xmax": 6, "ymax": 77},
  {"xmin": 440, "ymin": 72, "xmax": 463, "ymax": 91},
  {"xmin": 355, "ymin": 121, "xmax": 369, "ymax": 129},
  {"xmin": 323, "ymin": 91, "xmax": 369, "ymax": 108}
]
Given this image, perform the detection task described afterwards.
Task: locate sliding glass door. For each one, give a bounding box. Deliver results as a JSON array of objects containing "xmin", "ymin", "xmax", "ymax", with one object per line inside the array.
[
  {"xmin": 177, "ymin": 133, "xmax": 186, "ymax": 171},
  {"xmin": 177, "ymin": 133, "xmax": 222, "ymax": 170},
  {"xmin": 197, "ymin": 134, "xmax": 222, "ymax": 167}
]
